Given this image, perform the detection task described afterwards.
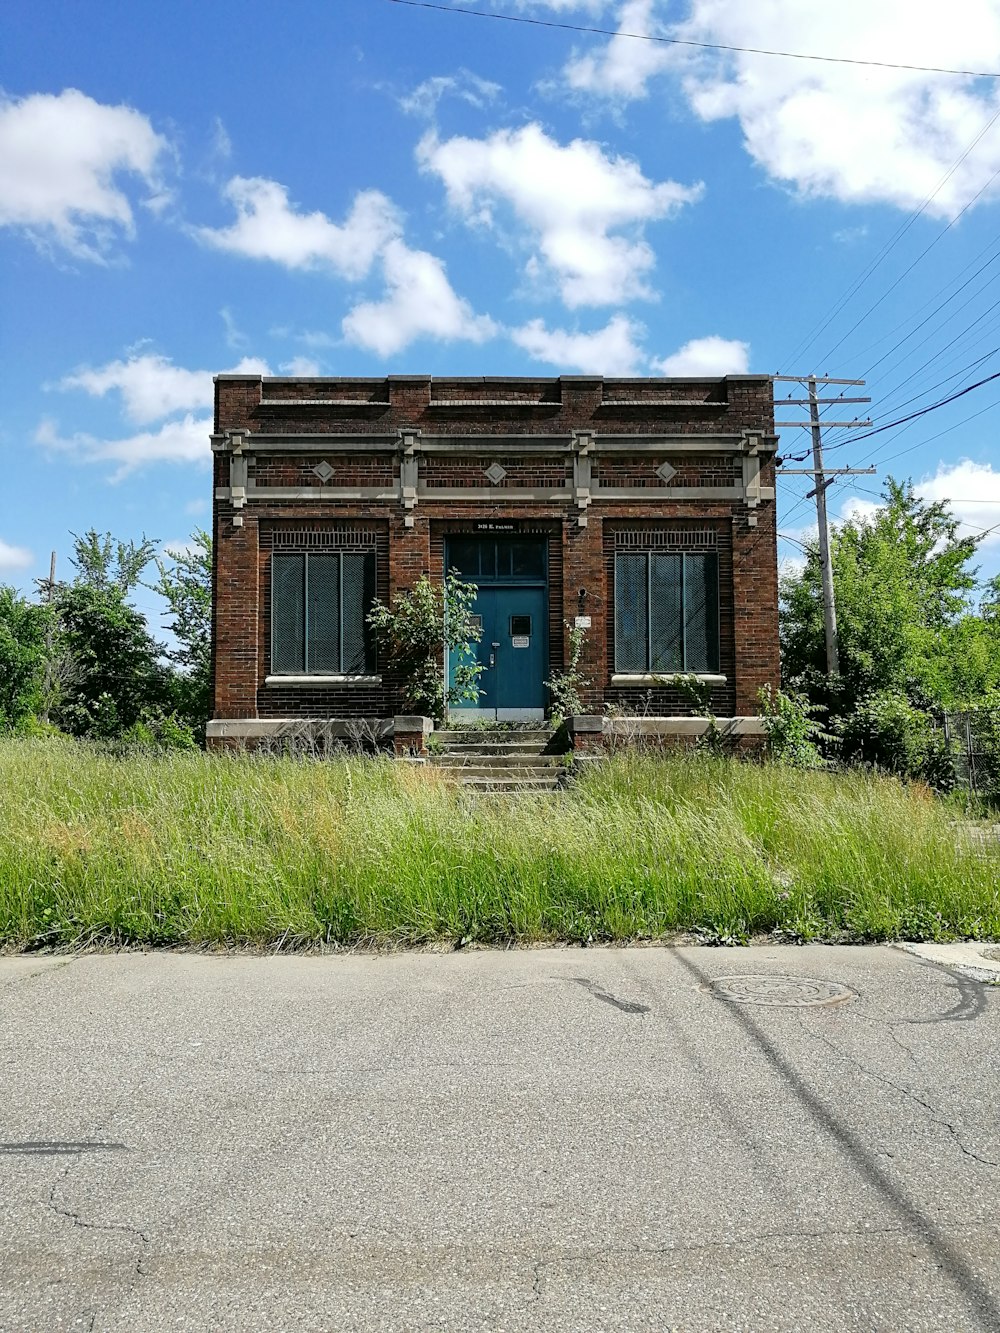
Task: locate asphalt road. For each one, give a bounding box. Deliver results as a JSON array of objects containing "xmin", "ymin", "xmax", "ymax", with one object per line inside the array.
[{"xmin": 1, "ymin": 945, "xmax": 998, "ymax": 1332}]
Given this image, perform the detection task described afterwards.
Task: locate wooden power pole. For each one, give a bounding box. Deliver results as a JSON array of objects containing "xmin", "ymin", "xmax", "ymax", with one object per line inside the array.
[{"xmin": 773, "ymin": 375, "xmax": 876, "ymax": 677}]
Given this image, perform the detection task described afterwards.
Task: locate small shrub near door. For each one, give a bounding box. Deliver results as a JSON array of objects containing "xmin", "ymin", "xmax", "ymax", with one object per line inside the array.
[{"xmin": 367, "ymin": 573, "xmax": 484, "ymax": 721}]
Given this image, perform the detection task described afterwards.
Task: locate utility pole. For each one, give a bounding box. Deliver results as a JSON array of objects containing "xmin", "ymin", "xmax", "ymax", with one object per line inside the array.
[{"xmin": 773, "ymin": 375, "xmax": 876, "ymax": 677}]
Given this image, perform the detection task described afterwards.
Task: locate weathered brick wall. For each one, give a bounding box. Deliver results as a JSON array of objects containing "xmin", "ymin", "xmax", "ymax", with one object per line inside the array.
[
  {"xmin": 253, "ymin": 456, "xmax": 396, "ymax": 488},
  {"xmin": 594, "ymin": 455, "xmax": 740, "ymax": 488},
  {"xmin": 216, "ymin": 374, "xmax": 774, "ymax": 439},
  {"xmin": 212, "ymin": 373, "xmax": 778, "ymax": 724}
]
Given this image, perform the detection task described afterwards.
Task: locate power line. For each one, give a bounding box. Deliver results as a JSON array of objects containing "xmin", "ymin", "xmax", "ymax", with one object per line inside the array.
[
  {"xmin": 385, "ymin": 0, "xmax": 1000, "ymax": 77},
  {"xmin": 780, "ymin": 107, "xmax": 1000, "ymax": 370},
  {"xmin": 821, "ymin": 341, "xmax": 1000, "ymax": 453},
  {"xmin": 836, "ymin": 370, "xmax": 1000, "ymax": 445},
  {"xmin": 779, "ymin": 385, "xmax": 1000, "ymax": 538},
  {"xmin": 814, "ymin": 153, "xmax": 1000, "ymax": 368},
  {"xmin": 870, "ymin": 392, "xmax": 1000, "ymax": 468}
]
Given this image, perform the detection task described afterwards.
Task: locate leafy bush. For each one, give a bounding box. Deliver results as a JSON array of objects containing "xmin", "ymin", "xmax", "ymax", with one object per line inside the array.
[
  {"xmin": 836, "ymin": 689, "xmax": 934, "ymax": 776},
  {"xmin": 758, "ymin": 685, "xmax": 828, "ymax": 768},
  {"xmin": 367, "ymin": 573, "xmax": 483, "ymax": 720}
]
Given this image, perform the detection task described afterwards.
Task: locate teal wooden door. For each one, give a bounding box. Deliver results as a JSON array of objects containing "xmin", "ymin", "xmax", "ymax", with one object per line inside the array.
[
  {"xmin": 471, "ymin": 586, "xmax": 547, "ymax": 713},
  {"xmin": 446, "ymin": 537, "xmax": 548, "ymax": 719}
]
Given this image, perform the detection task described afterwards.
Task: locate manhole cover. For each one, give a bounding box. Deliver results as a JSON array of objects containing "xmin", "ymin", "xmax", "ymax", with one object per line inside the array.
[{"xmin": 706, "ymin": 976, "xmax": 854, "ymax": 1007}]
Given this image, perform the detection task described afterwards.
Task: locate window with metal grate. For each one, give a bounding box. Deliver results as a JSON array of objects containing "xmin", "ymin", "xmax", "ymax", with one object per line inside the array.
[
  {"xmin": 614, "ymin": 551, "xmax": 719, "ymax": 673},
  {"xmin": 271, "ymin": 551, "xmax": 376, "ymax": 674}
]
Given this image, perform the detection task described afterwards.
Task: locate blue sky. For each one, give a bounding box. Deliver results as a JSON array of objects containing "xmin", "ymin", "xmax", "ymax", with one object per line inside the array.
[{"xmin": 3, "ymin": 0, "xmax": 1000, "ymax": 637}]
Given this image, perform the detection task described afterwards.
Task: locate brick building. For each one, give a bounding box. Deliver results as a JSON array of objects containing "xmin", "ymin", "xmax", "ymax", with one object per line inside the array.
[{"xmin": 206, "ymin": 373, "xmax": 779, "ymax": 747}]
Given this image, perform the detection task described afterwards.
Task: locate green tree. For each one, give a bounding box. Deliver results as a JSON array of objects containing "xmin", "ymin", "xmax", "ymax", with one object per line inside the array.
[
  {"xmin": 51, "ymin": 530, "xmax": 172, "ymax": 739},
  {"xmin": 781, "ymin": 479, "xmax": 992, "ymax": 710},
  {"xmin": 154, "ymin": 531, "xmax": 212, "ymax": 737},
  {"xmin": 0, "ymin": 586, "xmax": 52, "ymax": 730}
]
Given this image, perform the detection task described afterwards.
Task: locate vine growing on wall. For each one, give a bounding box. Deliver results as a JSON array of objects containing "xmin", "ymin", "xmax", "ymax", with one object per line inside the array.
[{"xmin": 545, "ymin": 622, "xmax": 591, "ymax": 723}]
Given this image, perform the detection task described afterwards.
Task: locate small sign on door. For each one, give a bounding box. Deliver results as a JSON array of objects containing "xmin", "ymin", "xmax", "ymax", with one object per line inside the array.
[{"xmin": 512, "ymin": 635, "xmax": 530, "ymax": 649}]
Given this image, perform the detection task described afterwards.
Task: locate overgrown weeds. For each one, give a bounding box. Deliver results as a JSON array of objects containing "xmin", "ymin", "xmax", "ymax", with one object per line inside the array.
[{"xmin": 0, "ymin": 739, "xmax": 997, "ymax": 952}]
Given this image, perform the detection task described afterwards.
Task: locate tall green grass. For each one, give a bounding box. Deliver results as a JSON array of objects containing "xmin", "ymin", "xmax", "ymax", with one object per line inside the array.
[{"xmin": 1, "ymin": 738, "xmax": 997, "ymax": 950}]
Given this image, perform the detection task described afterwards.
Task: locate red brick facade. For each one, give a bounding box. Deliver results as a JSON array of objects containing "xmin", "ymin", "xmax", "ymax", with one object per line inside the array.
[{"xmin": 209, "ymin": 374, "xmax": 779, "ymax": 738}]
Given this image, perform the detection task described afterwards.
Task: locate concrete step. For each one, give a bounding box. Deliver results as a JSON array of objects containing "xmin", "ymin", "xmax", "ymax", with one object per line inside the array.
[
  {"xmin": 434, "ymin": 743, "xmax": 559, "ymax": 758},
  {"xmin": 435, "ymin": 730, "xmax": 555, "ymax": 746},
  {"xmin": 456, "ymin": 776, "xmax": 561, "ymax": 791},
  {"xmin": 432, "ymin": 763, "xmax": 565, "ymax": 780},
  {"xmin": 432, "ymin": 753, "xmax": 565, "ymax": 769}
]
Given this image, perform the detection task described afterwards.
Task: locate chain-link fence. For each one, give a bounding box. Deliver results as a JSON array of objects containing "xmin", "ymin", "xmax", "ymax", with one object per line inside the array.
[{"xmin": 941, "ymin": 707, "xmax": 1000, "ymax": 798}]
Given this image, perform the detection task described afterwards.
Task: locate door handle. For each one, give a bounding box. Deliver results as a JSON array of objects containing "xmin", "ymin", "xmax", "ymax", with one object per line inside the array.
[{"xmin": 489, "ymin": 641, "xmax": 500, "ymax": 669}]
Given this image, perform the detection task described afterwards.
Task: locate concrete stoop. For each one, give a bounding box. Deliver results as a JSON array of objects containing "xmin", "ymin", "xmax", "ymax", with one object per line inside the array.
[{"xmin": 429, "ymin": 729, "xmax": 566, "ymax": 791}]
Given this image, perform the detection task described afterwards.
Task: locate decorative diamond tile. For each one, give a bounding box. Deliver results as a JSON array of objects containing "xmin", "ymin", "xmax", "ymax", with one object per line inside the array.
[
  {"xmin": 655, "ymin": 461, "xmax": 677, "ymax": 484},
  {"xmin": 312, "ymin": 461, "xmax": 335, "ymax": 483},
  {"xmin": 484, "ymin": 462, "xmax": 507, "ymax": 485}
]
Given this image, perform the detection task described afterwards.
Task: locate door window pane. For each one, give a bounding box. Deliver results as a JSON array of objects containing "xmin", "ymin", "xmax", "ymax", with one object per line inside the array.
[
  {"xmin": 447, "ymin": 538, "xmax": 480, "ymax": 578},
  {"xmin": 511, "ymin": 541, "xmax": 546, "ymax": 577}
]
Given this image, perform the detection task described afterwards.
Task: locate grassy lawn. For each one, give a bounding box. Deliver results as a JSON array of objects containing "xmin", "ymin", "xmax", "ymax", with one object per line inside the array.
[{"xmin": 0, "ymin": 738, "xmax": 997, "ymax": 951}]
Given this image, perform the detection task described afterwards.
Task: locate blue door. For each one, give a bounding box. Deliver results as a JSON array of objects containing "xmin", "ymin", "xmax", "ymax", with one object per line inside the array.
[{"xmin": 446, "ymin": 538, "xmax": 548, "ymax": 721}]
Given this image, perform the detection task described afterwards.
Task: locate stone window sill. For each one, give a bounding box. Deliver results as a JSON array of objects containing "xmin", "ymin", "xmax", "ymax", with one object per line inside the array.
[
  {"xmin": 264, "ymin": 675, "xmax": 382, "ymax": 686},
  {"xmin": 611, "ymin": 673, "xmax": 727, "ymax": 686}
]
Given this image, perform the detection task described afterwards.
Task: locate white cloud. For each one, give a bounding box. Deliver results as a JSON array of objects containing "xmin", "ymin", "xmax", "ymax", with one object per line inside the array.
[
  {"xmin": 0, "ymin": 539, "xmax": 33, "ymax": 573},
  {"xmin": 417, "ymin": 123, "xmax": 702, "ymax": 307},
  {"xmin": 512, "ymin": 321, "xmax": 750, "ymax": 376},
  {"xmin": 195, "ymin": 173, "xmax": 492, "ymax": 356},
  {"xmin": 184, "ymin": 498, "xmax": 209, "ymax": 516},
  {"xmin": 564, "ymin": 0, "xmax": 673, "ymax": 100},
  {"xmin": 400, "ymin": 70, "xmax": 501, "ymax": 118},
  {"xmin": 162, "ymin": 538, "xmax": 202, "ymax": 560},
  {"xmin": 343, "ymin": 239, "xmax": 497, "ymax": 357},
  {"xmin": 506, "ymin": 0, "xmax": 611, "ymax": 9},
  {"xmin": 677, "ymin": 1, "xmax": 1000, "ymax": 214},
  {"xmin": 220, "ymin": 306, "xmax": 248, "ymax": 350},
  {"xmin": 778, "ymin": 552, "xmax": 808, "ymax": 580},
  {"xmin": 279, "ymin": 356, "xmax": 322, "ymax": 376},
  {"xmin": 0, "ymin": 88, "xmax": 170, "ymax": 260},
  {"xmin": 511, "ymin": 315, "xmax": 646, "ymax": 374},
  {"xmin": 652, "ymin": 335, "xmax": 749, "ymax": 376},
  {"xmin": 838, "ymin": 495, "xmax": 881, "ymax": 528},
  {"xmin": 298, "ymin": 330, "xmax": 338, "ymax": 350},
  {"xmin": 55, "ymin": 354, "xmax": 270, "ymax": 425},
  {"xmin": 917, "ymin": 457, "xmax": 1000, "ymax": 547},
  {"xmin": 195, "ymin": 178, "xmax": 401, "ymax": 279},
  {"xmin": 35, "ymin": 414, "xmax": 213, "ymax": 483}
]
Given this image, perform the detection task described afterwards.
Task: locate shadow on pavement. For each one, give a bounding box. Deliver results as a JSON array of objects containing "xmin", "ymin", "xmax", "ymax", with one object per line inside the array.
[{"xmin": 672, "ymin": 950, "xmax": 1000, "ymax": 1332}]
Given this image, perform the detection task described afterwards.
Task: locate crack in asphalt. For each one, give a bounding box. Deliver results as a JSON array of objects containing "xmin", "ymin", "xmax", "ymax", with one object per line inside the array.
[
  {"xmin": 48, "ymin": 1163, "xmax": 151, "ymax": 1245},
  {"xmin": 797, "ymin": 1019, "xmax": 999, "ymax": 1170},
  {"xmin": 0, "ymin": 958, "xmax": 73, "ymax": 991},
  {"xmin": 530, "ymin": 1259, "xmax": 544, "ymax": 1304}
]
